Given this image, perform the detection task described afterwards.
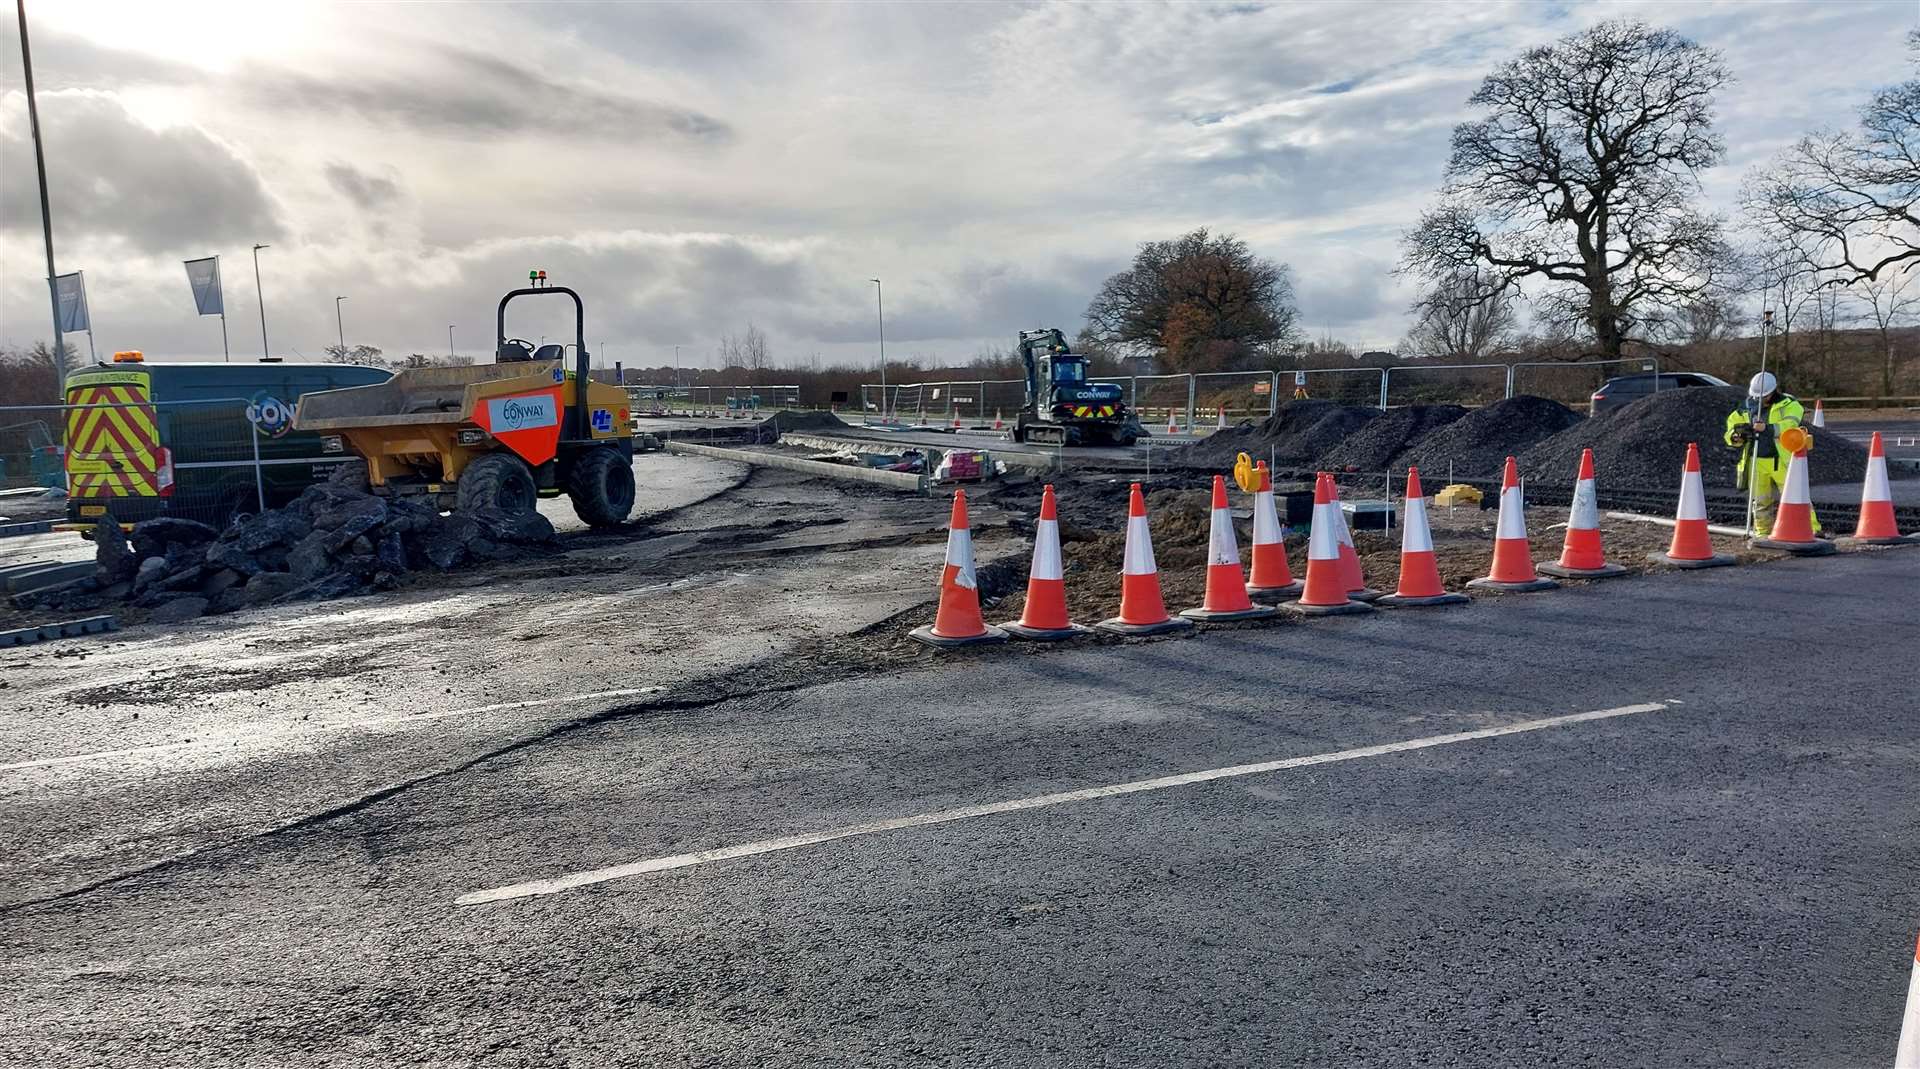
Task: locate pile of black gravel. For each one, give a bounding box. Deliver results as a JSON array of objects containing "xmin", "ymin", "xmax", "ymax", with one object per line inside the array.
[
  {"xmin": 1176, "ymin": 400, "xmax": 1380, "ymax": 467},
  {"xmin": 762, "ymin": 410, "xmax": 852, "ymax": 433},
  {"xmin": 1519, "ymin": 385, "xmax": 1870, "ymax": 489},
  {"xmin": 1317, "ymin": 404, "xmax": 1469, "ymax": 473},
  {"xmin": 1397, "ymin": 396, "xmax": 1586, "ymax": 481}
]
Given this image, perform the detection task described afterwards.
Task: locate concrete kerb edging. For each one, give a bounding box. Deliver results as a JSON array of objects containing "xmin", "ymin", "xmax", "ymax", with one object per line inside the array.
[
  {"xmin": 783, "ymin": 432, "xmax": 1059, "ymax": 475},
  {"xmin": 665, "ymin": 439, "xmax": 927, "ymax": 493}
]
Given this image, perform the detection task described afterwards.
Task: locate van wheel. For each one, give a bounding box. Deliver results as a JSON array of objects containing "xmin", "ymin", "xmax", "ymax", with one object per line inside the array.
[
  {"xmin": 327, "ymin": 459, "xmax": 370, "ymax": 492},
  {"xmin": 457, "ymin": 453, "xmax": 538, "ymax": 515},
  {"xmin": 566, "ymin": 447, "xmax": 635, "ymax": 527}
]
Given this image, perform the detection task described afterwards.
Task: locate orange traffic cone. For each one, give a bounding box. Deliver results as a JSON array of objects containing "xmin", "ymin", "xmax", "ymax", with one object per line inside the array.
[
  {"xmin": 1650, "ymin": 442, "xmax": 1735, "ymax": 568},
  {"xmin": 1467, "ymin": 456, "xmax": 1558, "ymax": 593},
  {"xmin": 1002, "ymin": 485, "xmax": 1088, "ymax": 641},
  {"xmin": 1753, "ymin": 449, "xmax": 1836, "ymax": 555},
  {"xmin": 1898, "ymin": 931, "xmax": 1920, "ymax": 1069},
  {"xmin": 1182, "ymin": 475, "xmax": 1277, "ymax": 622},
  {"xmin": 1847, "ymin": 432, "xmax": 1919, "ymax": 545},
  {"xmin": 1095, "ymin": 483, "xmax": 1195, "ymax": 636},
  {"xmin": 909, "ymin": 489, "xmax": 1008, "ymax": 648},
  {"xmin": 1166, "ymin": 411, "xmax": 1179, "ymax": 435},
  {"xmin": 1284, "ymin": 473, "xmax": 1373, "ymax": 616},
  {"xmin": 1325, "ymin": 474, "xmax": 1383, "ymax": 600},
  {"xmin": 993, "ymin": 410, "xmax": 1004, "ymax": 431},
  {"xmin": 951, "ymin": 415, "xmax": 963, "ymax": 430},
  {"xmin": 1538, "ymin": 448, "xmax": 1627, "ymax": 579},
  {"xmin": 1246, "ymin": 460, "xmax": 1303, "ymax": 600},
  {"xmin": 1811, "ymin": 398, "xmax": 1825, "ymax": 428},
  {"xmin": 1379, "ymin": 467, "xmax": 1468, "ymax": 607}
]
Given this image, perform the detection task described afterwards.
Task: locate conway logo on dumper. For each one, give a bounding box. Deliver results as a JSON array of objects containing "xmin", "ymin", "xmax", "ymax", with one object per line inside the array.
[{"xmin": 490, "ymin": 394, "xmax": 558, "ymax": 430}]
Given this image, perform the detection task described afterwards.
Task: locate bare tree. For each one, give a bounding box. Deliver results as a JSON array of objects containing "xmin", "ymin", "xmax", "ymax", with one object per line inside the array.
[
  {"xmin": 323, "ymin": 343, "xmax": 385, "ymax": 367},
  {"xmin": 1853, "ymin": 271, "xmax": 1918, "ymax": 395},
  {"xmin": 1401, "ymin": 19, "xmax": 1734, "ymax": 359},
  {"xmin": 1743, "ymin": 30, "xmax": 1920, "ymax": 285},
  {"xmin": 1403, "ymin": 270, "xmax": 1518, "ymax": 359}
]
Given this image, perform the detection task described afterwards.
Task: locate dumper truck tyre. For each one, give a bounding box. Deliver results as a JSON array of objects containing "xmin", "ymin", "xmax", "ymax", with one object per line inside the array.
[
  {"xmin": 566, "ymin": 447, "xmax": 635, "ymax": 528},
  {"xmin": 326, "ymin": 459, "xmax": 370, "ymax": 492},
  {"xmin": 457, "ymin": 453, "xmax": 538, "ymax": 515}
]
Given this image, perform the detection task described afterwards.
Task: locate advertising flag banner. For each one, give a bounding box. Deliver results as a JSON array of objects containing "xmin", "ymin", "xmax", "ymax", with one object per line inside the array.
[
  {"xmin": 185, "ymin": 256, "xmax": 224, "ymax": 315},
  {"xmin": 54, "ymin": 271, "xmax": 90, "ymax": 332}
]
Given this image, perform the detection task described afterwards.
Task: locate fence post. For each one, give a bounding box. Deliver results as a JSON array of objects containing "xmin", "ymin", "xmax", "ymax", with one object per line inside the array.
[
  {"xmin": 1378, "ymin": 369, "xmax": 1390, "ymax": 409},
  {"xmin": 1505, "ymin": 364, "xmax": 1516, "ymax": 400},
  {"xmin": 1269, "ymin": 372, "xmax": 1278, "ymax": 415},
  {"xmin": 1185, "ymin": 375, "xmax": 1196, "ymax": 432},
  {"xmin": 1130, "ymin": 376, "xmax": 1138, "ymax": 406}
]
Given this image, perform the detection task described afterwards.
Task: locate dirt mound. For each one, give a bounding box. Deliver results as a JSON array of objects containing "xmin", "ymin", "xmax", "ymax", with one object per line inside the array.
[
  {"xmin": 1519, "ymin": 386, "xmax": 1870, "ymax": 489},
  {"xmin": 1397, "ymin": 396, "xmax": 1585, "ymax": 481},
  {"xmin": 1177, "ymin": 400, "xmax": 1380, "ymax": 468},
  {"xmin": 763, "ymin": 410, "xmax": 851, "ymax": 433},
  {"xmin": 1318, "ymin": 404, "xmax": 1469, "ymax": 473}
]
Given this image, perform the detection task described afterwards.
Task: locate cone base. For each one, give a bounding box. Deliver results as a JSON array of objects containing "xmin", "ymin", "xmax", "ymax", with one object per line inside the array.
[
  {"xmin": 1749, "ymin": 537, "xmax": 1837, "ymax": 556},
  {"xmin": 1647, "ymin": 550, "xmax": 1736, "ymax": 569},
  {"xmin": 1536, "ymin": 561, "xmax": 1628, "ymax": 579},
  {"xmin": 1179, "ymin": 604, "xmax": 1279, "ymax": 622},
  {"xmin": 909, "ymin": 624, "xmax": 1009, "ymax": 649},
  {"xmin": 1465, "ymin": 576, "xmax": 1560, "ymax": 593},
  {"xmin": 1837, "ymin": 533, "xmax": 1920, "ymax": 548},
  {"xmin": 1093, "ymin": 616, "xmax": 1196, "ymax": 637},
  {"xmin": 1347, "ymin": 588, "xmax": 1387, "ymax": 603},
  {"xmin": 1246, "ymin": 580, "xmax": 1306, "ymax": 602},
  {"xmin": 1282, "ymin": 598, "xmax": 1376, "ymax": 617},
  {"xmin": 1000, "ymin": 621, "xmax": 1091, "ymax": 642},
  {"xmin": 1377, "ymin": 591, "xmax": 1470, "ymax": 608}
]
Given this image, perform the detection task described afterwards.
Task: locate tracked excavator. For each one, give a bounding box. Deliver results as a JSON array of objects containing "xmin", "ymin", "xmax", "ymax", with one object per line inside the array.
[{"xmin": 1011, "ymin": 328, "xmax": 1143, "ymax": 447}]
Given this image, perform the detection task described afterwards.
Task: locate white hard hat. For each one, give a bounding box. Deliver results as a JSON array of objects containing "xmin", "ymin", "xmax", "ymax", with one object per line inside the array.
[{"xmin": 1748, "ymin": 371, "xmax": 1778, "ymax": 398}]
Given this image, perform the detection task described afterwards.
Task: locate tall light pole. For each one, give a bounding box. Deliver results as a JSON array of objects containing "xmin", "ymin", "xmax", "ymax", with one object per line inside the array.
[
  {"xmin": 16, "ymin": 0, "xmax": 65, "ymax": 397},
  {"xmin": 869, "ymin": 278, "xmax": 886, "ymax": 419},
  {"xmin": 448, "ymin": 324, "xmax": 455, "ymax": 360},
  {"xmin": 252, "ymin": 243, "xmax": 271, "ymax": 359},
  {"xmin": 334, "ymin": 295, "xmax": 348, "ymax": 351}
]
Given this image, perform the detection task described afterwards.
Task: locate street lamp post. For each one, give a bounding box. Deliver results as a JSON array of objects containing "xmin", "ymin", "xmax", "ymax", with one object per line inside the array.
[
  {"xmin": 335, "ymin": 295, "xmax": 348, "ymax": 351},
  {"xmin": 16, "ymin": 0, "xmax": 65, "ymax": 397},
  {"xmin": 869, "ymin": 278, "xmax": 886, "ymax": 420},
  {"xmin": 448, "ymin": 324, "xmax": 455, "ymax": 360},
  {"xmin": 252, "ymin": 243, "xmax": 271, "ymax": 359}
]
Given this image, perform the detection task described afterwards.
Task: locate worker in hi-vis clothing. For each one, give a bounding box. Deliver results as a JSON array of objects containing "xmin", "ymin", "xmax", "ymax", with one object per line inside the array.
[{"xmin": 1724, "ymin": 371, "xmax": 1818, "ymax": 538}]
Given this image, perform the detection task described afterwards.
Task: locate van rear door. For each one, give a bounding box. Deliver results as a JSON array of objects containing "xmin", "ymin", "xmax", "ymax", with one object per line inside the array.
[{"xmin": 64, "ymin": 370, "xmax": 166, "ymax": 518}]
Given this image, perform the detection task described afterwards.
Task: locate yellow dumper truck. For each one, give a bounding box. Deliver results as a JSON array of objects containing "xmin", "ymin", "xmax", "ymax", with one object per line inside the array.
[{"xmin": 295, "ymin": 282, "xmax": 651, "ymax": 527}]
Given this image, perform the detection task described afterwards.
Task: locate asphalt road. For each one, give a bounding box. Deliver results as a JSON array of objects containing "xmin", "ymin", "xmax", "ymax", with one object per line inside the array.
[{"xmin": 3, "ymin": 542, "xmax": 1915, "ymax": 1066}]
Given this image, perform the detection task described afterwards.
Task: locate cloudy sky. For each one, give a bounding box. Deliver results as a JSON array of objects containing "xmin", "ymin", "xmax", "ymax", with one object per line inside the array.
[{"xmin": 1, "ymin": 0, "xmax": 1912, "ymax": 371}]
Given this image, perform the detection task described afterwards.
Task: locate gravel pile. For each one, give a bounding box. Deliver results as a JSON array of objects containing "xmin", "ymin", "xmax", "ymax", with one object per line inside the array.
[
  {"xmin": 1317, "ymin": 404, "xmax": 1469, "ymax": 473},
  {"xmin": 20, "ymin": 484, "xmax": 559, "ymax": 623},
  {"xmin": 1519, "ymin": 386, "xmax": 1870, "ymax": 488},
  {"xmin": 763, "ymin": 410, "xmax": 852, "ymax": 433},
  {"xmin": 1177, "ymin": 400, "xmax": 1379, "ymax": 467},
  {"xmin": 1397, "ymin": 396, "xmax": 1585, "ymax": 481}
]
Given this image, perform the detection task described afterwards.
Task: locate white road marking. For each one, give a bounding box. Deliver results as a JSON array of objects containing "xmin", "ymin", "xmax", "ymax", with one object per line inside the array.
[
  {"xmin": 457, "ymin": 699, "xmax": 1677, "ymax": 906},
  {"xmin": 0, "ymin": 687, "xmax": 664, "ymax": 773}
]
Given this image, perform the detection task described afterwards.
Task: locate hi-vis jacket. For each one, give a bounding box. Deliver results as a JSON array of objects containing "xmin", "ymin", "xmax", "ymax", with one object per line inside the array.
[{"xmin": 1723, "ymin": 393, "xmax": 1807, "ymax": 473}]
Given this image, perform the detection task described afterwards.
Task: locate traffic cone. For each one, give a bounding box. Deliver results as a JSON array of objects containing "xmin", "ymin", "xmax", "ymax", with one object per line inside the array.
[
  {"xmin": 951, "ymin": 415, "xmax": 963, "ymax": 431},
  {"xmin": 1246, "ymin": 460, "xmax": 1303, "ymax": 601},
  {"xmin": 1284, "ymin": 473, "xmax": 1373, "ymax": 616},
  {"xmin": 1467, "ymin": 456, "xmax": 1559, "ymax": 592},
  {"xmin": 1538, "ymin": 448, "xmax": 1627, "ymax": 579},
  {"xmin": 1095, "ymin": 483, "xmax": 1195, "ymax": 636},
  {"xmin": 1166, "ymin": 411, "xmax": 1179, "ymax": 435},
  {"xmin": 1002, "ymin": 485, "xmax": 1089, "ymax": 641},
  {"xmin": 1846, "ymin": 433, "xmax": 1919, "ymax": 545},
  {"xmin": 1379, "ymin": 467, "xmax": 1468, "ymax": 607},
  {"xmin": 909, "ymin": 489, "xmax": 1008, "ymax": 648},
  {"xmin": 1752, "ymin": 449, "xmax": 1836, "ymax": 555},
  {"xmin": 1811, "ymin": 399, "xmax": 1825, "ymax": 428},
  {"xmin": 1215, "ymin": 405, "xmax": 1227, "ymax": 430},
  {"xmin": 993, "ymin": 410, "xmax": 1004, "ymax": 431},
  {"xmin": 1326, "ymin": 474, "xmax": 1384, "ymax": 601},
  {"xmin": 1649, "ymin": 442, "xmax": 1735, "ymax": 568},
  {"xmin": 1897, "ymin": 931, "xmax": 1920, "ymax": 1069},
  {"xmin": 1182, "ymin": 475, "xmax": 1277, "ymax": 622}
]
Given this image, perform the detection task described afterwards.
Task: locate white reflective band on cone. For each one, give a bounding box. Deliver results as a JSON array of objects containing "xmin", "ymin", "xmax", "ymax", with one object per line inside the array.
[
  {"xmin": 945, "ymin": 526, "xmax": 977, "ymax": 589},
  {"xmin": 1898, "ymin": 948, "xmax": 1920, "ymax": 1069},
  {"xmin": 1308, "ymin": 503, "xmax": 1339, "ymax": 559},
  {"xmin": 1783, "ymin": 452, "xmax": 1811, "ymax": 504},
  {"xmin": 1123, "ymin": 514, "xmax": 1157, "ymax": 575},
  {"xmin": 1677, "ymin": 471, "xmax": 1708, "ymax": 521},
  {"xmin": 1208, "ymin": 507, "xmax": 1239, "ymax": 566},
  {"xmin": 1252, "ymin": 490, "xmax": 1281, "ymax": 544},
  {"xmin": 1495, "ymin": 485, "xmax": 1527, "ymax": 540},
  {"xmin": 1864, "ymin": 456, "xmax": 1892, "ymax": 502},
  {"xmin": 1031, "ymin": 518, "xmax": 1063, "ymax": 581},
  {"xmin": 1570, "ymin": 479, "xmax": 1599, "ymax": 529},
  {"xmin": 1402, "ymin": 496, "xmax": 1434, "ymax": 552},
  {"xmin": 1332, "ymin": 497, "xmax": 1356, "ymax": 549}
]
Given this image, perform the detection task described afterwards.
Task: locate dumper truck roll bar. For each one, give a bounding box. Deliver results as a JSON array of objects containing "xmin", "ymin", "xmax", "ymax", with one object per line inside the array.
[{"xmin": 496, "ymin": 285, "xmax": 590, "ymax": 440}]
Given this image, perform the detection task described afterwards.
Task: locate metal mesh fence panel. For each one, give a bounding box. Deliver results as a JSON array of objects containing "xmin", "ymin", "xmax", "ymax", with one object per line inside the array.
[
  {"xmin": 1289, "ymin": 368, "xmax": 1385, "ymax": 407},
  {"xmin": 1194, "ymin": 371, "xmax": 1277, "ymax": 422},
  {"xmin": 1510, "ymin": 359, "xmax": 1652, "ymax": 409},
  {"xmin": 1384, "ymin": 363, "xmax": 1508, "ymax": 408}
]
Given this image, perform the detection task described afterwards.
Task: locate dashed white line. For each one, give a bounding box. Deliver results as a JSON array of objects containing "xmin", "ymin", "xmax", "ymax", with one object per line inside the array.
[
  {"xmin": 0, "ymin": 687, "xmax": 664, "ymax": 773},
  {"xmin": 456, "ymin": 699, "xmax": 1678, "ymax": 906}
]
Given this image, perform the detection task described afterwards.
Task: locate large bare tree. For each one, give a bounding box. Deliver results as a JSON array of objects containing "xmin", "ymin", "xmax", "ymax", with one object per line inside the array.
[
  {"xmin": 1744, "ymin": 30, "xmax": 1919, "ymax": 286},
  {"xmin": 1402, "ymin": 19, "xmax": 1733, "ymax": 359},
  {"xmin": 1083, "ymin": 228, "xmax": 1299, "ymax": 373},
  {"xmin": 1403, "ymin": 270, "xmax": 1519, "ymax": 359}
]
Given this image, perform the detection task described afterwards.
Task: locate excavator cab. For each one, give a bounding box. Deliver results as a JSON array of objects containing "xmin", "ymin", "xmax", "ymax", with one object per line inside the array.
[{"xmin": 1012, "ymin": 328, "xmax": 1141, "ymax": 448}]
